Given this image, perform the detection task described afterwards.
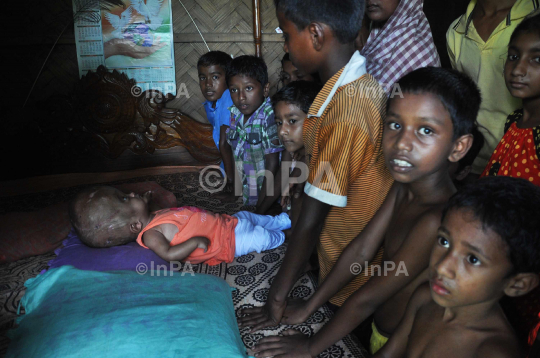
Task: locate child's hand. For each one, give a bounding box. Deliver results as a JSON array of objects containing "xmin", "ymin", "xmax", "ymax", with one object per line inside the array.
[
  {"xmin": 196, "ymin": 237, "xmax": 210, "ymax": 252},
  {"xmin": 281, "ymin": 299, "xmax": 312, "ymax": 325}
]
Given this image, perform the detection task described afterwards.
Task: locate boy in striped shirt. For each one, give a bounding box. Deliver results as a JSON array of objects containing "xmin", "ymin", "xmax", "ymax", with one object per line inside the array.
[{"xmin": 240, "ymin": 0, "xmax": 393, "ymax": 334}]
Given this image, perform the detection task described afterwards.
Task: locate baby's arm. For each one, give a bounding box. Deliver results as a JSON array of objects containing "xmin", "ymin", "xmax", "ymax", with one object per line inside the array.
[
  {"xmin": 373, "ymin": 283, "xmax": 431, "ymax": 358},
  {"xmin": 143, "ymin": 229, "xmax": 210, "ymax": 262}
]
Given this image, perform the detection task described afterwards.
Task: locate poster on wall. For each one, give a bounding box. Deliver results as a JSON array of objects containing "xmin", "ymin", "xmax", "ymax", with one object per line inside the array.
[{"xmin": 73, "ymin": 0, "xmax": 176, "ymax": 95}]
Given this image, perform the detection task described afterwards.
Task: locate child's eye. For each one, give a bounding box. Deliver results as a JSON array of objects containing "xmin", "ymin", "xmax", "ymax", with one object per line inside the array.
[
  {"xmin": 246, "ymin": 86, "xmax": 253, "ymax": 91},
  {"xmin": 437, "ymin": 236, "xmax": 449, "ymax": 248},
  {"xmin": 123, "ymin": 196, "xmax": 128, "ymax": 201},
  {"xmin": 230, "ymin": 88, "xmax": 237, "ymax": 93},
  {"xmin": 388, "ymin": 122, "xmax": 401, "ymax": 130},
  {"xmin": 276, "ymin": 120, "xmax": 282, "ymax": 126},
  {"xmin": 419, "ymin": 127, "xmax": 433, "ymax": 135},
  {"xmin": 507, "ymin": 54, "xmax": 519, "ymax": 61},
  {"xmin": 199, "ymin": 76, "xmax": 205, "ymax": 81},
  {"xmin": 212, "ymin": 75, "xmax": 219, "ymax": 80},
  {"xmin": 290, "ymin": 119, "xmax": 297, "ymax": 124},
  {"xmin": 467, "ymin": 255, "xmax": 480, "ymax": 266},
  {"xmin": 534, "ymin": 57, "xmax": 540, "ymax": 64}
]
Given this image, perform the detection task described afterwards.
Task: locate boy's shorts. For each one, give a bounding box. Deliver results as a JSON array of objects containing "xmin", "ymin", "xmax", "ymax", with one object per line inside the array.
[{"xmin": 370, "ymin": 320, "xmax": 389, "ymax": 355}]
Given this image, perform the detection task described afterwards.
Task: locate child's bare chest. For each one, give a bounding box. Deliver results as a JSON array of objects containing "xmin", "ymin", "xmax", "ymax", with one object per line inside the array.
[
  {"xmin": 406, "ymin": 306, "xmax": 485, "ymax": 358},
  {"xmin": 383, "ymin": 203, "xmax": 429, "ymax": 259}
]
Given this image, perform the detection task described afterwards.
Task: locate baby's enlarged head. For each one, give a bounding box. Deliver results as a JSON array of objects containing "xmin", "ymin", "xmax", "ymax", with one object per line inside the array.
[{"xmin": 68, "ymin": 186, "xmax": 151, "ymax": 248}]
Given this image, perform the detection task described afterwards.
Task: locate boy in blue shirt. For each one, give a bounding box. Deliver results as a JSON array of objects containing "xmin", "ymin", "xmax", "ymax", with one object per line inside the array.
[{"xmin": 198, "ymin": 51, "xmax": 233, "ymax": 169}]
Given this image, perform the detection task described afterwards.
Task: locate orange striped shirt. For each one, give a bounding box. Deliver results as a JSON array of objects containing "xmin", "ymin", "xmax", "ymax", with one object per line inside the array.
[{"xmin": 304, "ymin": 52, "xmax": 394, "ymax": 306}]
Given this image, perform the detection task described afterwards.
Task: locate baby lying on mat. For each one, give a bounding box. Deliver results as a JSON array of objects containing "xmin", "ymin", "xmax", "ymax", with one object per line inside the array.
[{"xmin": 68, "ymin": 186, "xmax": 289, "ymax": 266}]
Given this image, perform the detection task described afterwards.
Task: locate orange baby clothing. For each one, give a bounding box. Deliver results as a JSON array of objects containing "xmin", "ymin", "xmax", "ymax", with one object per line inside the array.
[{"xmin": 136, "ymin": 207, "xmax": 238, "ymax": 265}]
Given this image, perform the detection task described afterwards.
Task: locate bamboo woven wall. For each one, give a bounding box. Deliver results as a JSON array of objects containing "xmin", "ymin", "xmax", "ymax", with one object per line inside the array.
[{"xmin": 7, "ymin": 0, "xmax": 285, "ymax": 124}]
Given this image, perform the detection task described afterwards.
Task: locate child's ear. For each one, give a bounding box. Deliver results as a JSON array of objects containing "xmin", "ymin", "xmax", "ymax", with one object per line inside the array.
[
  {"xmin": 263, "ymin": 82, "xmax": 270, "ymax": 97},
  {"xmin": 308, "ymin": 22, "xmax": 325, "ymax": 51},
  {"xmin": 130, "ymin": 221, "xmax": 143, "ymax": 234},
  {"xmin": 448, "ymin": 133, "xmax": 473, "ymax": 163},
  {"xmin": 504, "ymin": 272, "xmax": 540, "ymax": 297}
]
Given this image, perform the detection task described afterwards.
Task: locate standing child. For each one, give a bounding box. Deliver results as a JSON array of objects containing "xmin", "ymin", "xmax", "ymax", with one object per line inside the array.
[
  {"xmin": 255, "ymin": 81, "xmax": 323, "ymax": 234},
  {"xmin": 373, "ymin": 177, "xmax": 540, "ymax": 358},
  {"xmin": 361, "ymin": 0, "xmax": 440, "ymax": 93},
  {"xmin": 197, "ymin": 51, "xmax": 234, "ymax": 169},
  {"xmin": 251, "ymin": 67, "xmax": 478, "ymax": 357},
  {"xmin": 481, "ymin": 13, "xmax": 540, "ymax": 186},
  {"xmin": 239, "ymin": 0, "xmax": 394, "ymax": 331},
  {"xmin": 447, "ymin": 0, "xmax": 537, "ymax": 175},
  {"xmin": 224, "ymin": 55, "xmax": 283, "ymax": 206}
]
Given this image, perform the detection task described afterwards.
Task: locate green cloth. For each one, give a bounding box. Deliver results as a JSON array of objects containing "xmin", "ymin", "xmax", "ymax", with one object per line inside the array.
[{"xmin": 7, "ymin": 266, "xmax": 250, "ymax": 358}]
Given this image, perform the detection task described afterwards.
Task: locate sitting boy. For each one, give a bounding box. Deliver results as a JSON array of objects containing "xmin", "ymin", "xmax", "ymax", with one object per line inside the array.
[
  {"xmin": 255, "ymin": 81, "xmax": 323, "ymax": 235},
  {"xmin": 251, "ymin": 67, "xmax": 479, "ymax": 357},
  {"xmin": 68, "ymin": 186, "xmax": 290, "ymax": 265},
  {"xmin": 374, "ymin": 176, "xmax": 540, "ymax": 358},
  {"xmin": 197, "ymin": 51, "xmax": 233, "ymax": 169},
  {"xmin": 221, "ymin": 55, "xmax": 283, "ymax": 206}
]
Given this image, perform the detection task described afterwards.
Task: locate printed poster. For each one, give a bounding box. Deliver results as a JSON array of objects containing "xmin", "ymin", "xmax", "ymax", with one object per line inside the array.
[{"xmin": 73, "ymin": 0, "xmax": 176, "ymax": 95}]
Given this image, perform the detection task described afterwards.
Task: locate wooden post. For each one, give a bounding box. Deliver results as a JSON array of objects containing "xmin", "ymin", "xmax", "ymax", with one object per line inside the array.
[{"xmin": 252, "ymin": 0, "xmax": 262, "ymax": 57}]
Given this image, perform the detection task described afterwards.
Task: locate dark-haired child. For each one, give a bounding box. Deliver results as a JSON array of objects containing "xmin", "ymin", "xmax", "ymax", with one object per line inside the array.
[
  {"xmin": 222, "ymin": 55, "xmax": 283, "ymax": 206},
  {"xmin": 374, "ymin": 176, "xmax": 540, "ymax": 358},
  {"xmin": 239, "ymin": 0, "xmax": 394, "ymax": 331},
  {"xmin": 197, "ymin": 51, "xmax": 233, "ymax": 169},
  {"xmin": 255, "ymin": 81, "xmax": 323, "ymax": 234},
  {"xmin": 447, "ymin": 0, "xmax": 536, "ymax": 175},
  {"xmin": 481, "ymin": 13, "xmax": 540, "ymax": 186},
  {"xmin": 69, "ymin": 186, "xmax": 290, "ymax": 265},
  {"xmin": 450, "ymin": 126, "xmax": 485, "ymax": 185},
  {"xmin": 361, "ymin": 0, "xmax": 440, "ymax": 93},
  {"xmin": 279, "ymin": 53, "xmax": 318, "ymax": 87},
  {"xmin": 251, "ymin": 67, "xmax": 479, "ymax": 357}
]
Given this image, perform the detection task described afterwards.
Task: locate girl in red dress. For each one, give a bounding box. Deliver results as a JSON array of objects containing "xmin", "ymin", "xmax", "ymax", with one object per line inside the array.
[
  {"xmin": 481, "ymin": 14, "xmax": 540, "ymax": 186},
  {"xmin": 480, "ymin": 14, "xmax": 540, "ymax": 354}
]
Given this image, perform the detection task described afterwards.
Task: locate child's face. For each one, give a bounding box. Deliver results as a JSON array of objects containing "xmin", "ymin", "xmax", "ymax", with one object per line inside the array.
[
  {"xmin": 504, "ymin": 32, "xmax": 540, "ymax": 100},
  {"xmin": 366, "ymin": 0, "xmax": 400, "ymax": 23},
  {"xmin": 281, "ymin": 60, "xmax": 315, "ymax": 86},
  {"xmin": 429, "ymin": 208, "xmax": 514, "ymax": 308},
  {"xmin": 229, "ymin": 75, "xmax": 269, "ymax": 117},
  {"xmin": 275, "ymin": 101, "xmax": 307, "ymax": 153},
  {"xmin": 89, "ymin": 187, "xmax": 150, "ymax": 247},
  {"xmin": 198, "ymin": 65, "xmax": 228, "ymax": 103},
  {"xmin": 383, "ymin": 93, "xmax": 457, "ymax": 183},
  {"xmin": 277, "ymin": 11, "xmax": 320, "ymax": 77}
]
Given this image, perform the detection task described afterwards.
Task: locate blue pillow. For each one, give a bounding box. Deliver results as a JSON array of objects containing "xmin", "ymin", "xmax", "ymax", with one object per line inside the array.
[{"xmin": 6, "ymin": 266, "xmax": 251, "ymax": 358}]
